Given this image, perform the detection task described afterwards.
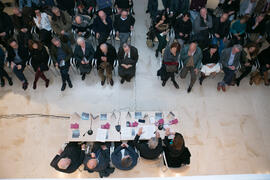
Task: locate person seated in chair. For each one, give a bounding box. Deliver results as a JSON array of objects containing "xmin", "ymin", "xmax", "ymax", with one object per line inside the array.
[
  {"xmin": 217, "ymin": 44, "xmax": 242, "ymax": 92},
  {"xmin": 92, "ymin": 10, "xmax": 113, "ymax": 44},
  {"xmin": 134, "ymin": 127, "xmax": 163, "ymax": 160},
  {"xmin": 114, "ymin": 9, "xmax": 135, "ymax": 46},
  {"xmin": 229, "ymin": 15, "xmax": 249, "ymax": 46},
  {"xmin": 180, "ymin": 42, "xmax": 202, "ymax": 93},
  {"xmin": 163, "ymin": 128, "xmax": 191, "ymax": 168},
  {"xmin": 50, "ymin": 142, "xmax": 85, "ymax": 173},
  {"xmin": 50, "ymin": 37, "xmax": 73, "ymax": 91},
  {"xmin": 51, "ymin": 7, "xmax": 74, "ymax": 45},
  {"xmin": 174, "ymin": 12, "xmax": 192, "ymax": 47},
  {"xmin": 235, "ymin": 43, "xmax": 259, "ymax": 86},
  {"xmin": 72, "ymin": 15, "xmax": 91, "ymax": 39},
  {"xmin": 7, "ymin": 39, "xmax": 29, "ymax": 90},
  {"xmin": 246, "ymin": 13, "xmax": 267, "ymax": 44},
  {"xmin": 111, "ymin": 142, "xmax": 138, "ymax": 170},
  {"xmin": 199, "ymin": 44, "xmax": 220, "ymax": 85},
  {"xmin": 76, "ymin": 0, "xmax": 96, "ymax": 17},
  {"xmin": 157, "ymin": 42, "xmax": 181, "ymax": 89},
  {"xmin": 94, "ymin": 43, "xmax": 117, "ymax": 86},
  {"xmin": 74, "ymin": 37, "xmax": 95, "ymax": 81},
  {"xmin": 258, "ymin": 46, "xmax": 270, "ymax": 86},
  {"xmin": 193, "ymin": 8, "xmax": 213, "ymax": 49},
  {"xmin": 118, "ymin": 43, "xmax": 138, "ymax": 84},
  {"xmin": 84, "ymin": 143, "xmax": 115, "ymax": 178}
]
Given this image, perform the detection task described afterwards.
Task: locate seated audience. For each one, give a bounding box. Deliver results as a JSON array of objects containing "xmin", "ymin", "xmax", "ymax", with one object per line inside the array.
[
  {"xmin": 157, "ymin": 42, "xmax": 181, "ymax": 89},
  {"xmin": 111, "ymin": 142, "xmax": 138, "ymax": 170},
  {"xmin": 33, "ymin": 8, "xmax": 52, "ymax": 47},
  {"xmin": 211, "ymin": 13, "xmax": 230, "ymax": 54},
  {"xmin": 180, "ymin": 42, "xmax": 202, "ymax": 93},
  {"xmin": 50, "ymin": 37, "xmax": 73, "ymax": 91},
  {"xmin": 174, "ymin": 12, "xmax": 192, "ymax": 46},
  {"xmin": 134, "ymin": 127, "xmax": 163, "ymax": 160},
  {"xmin": 72, "ymin": 15, "xmax": 91, "ymax": 39},
  {"xmin": 118, "ymin": 43, "xmax": 138, "ymax": 84},
  {"xmin": 154, "ymin": 11, "xmax": 169, "ymax": 57},
  {"xmin": 51, "ymin": 7, "xmax": 74, "ymax": 44},
  {"xmin": 217, "ymin": 44, "xmax": 242, "ymax": 92},
  {"xmin": 7, "ymin": 39, "xmax": 29, "ymax": 90},
  {"xmin": 220, "ymin": 0, "xmax": 240, "ymax": 21},
  {"xmin": 94, "ymin": 43, "xmax": 117, "ymax": 86},
  {"xmin": 258, "ymin": 46, "xmax": 270, "ymax": 86},
  {"xmin": 0, "ymin": 46, "xmax": 13, "ymax": 87},
  {"xmin": 11, "ymin": 7, "xmax": 32, "ymax": 49},
  {"xmin": 74, "ymin": 37, "xmax": 95, "ymax": 81},
  {"xmin": 239, "ymin": 0, "xmax": 257, "ymax": 16},
  {"xmin": 193, "ymin": 8, "xmax": 213, "ymax": 49},
  {"xmin": 199, "ymin": 44, "xmax": 220, "ymax": 85},
  {"xmin": 114, "ymin": 9, "xmax": 135, "ymax": 46},
  {"xmin": 50, "ymin": 142, "xmax": 85, "ymax": 173},
  {"xmin": 163, "ymin": 128, "xmax": 191, "ymax": 168},
  {"xmin": 230, "ymin": 16, "xmax": 249, "ymax": 46},
  {"xmin": 235, "ymin": 43, "xmax": 259, "ymax": 86},
  {"xmin": 83, "ymin": 143, "xmax": 115, "ymax": 178},
  {"xmin": 96, "ymin": 0, "xmax": 113, "ymax": 16},
  {"xmin": 29, "ymin": 40, "xmax": 50, "ymax": 89},
  {"xmin": 92, "ymin": 10, "xmax": 113, "ymax": 44}
]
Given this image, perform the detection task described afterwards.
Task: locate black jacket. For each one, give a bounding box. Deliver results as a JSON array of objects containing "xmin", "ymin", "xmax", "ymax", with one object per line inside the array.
[
  {"xmin": 202, "ymin": 48, "xmax": 220, "ymax": 65},
  {"xmin": 258, "ymin": 46, "xmax": 270, "ymax": 67},
  {"xmin": 115, "ymin": 0, "xmax": 133, "ymax": 9},
  {"xmin": 114, "ymin": 14, "xmax": 135, "ymax": 33},
  {"xmin": 83, "ymin": 148, "xmax": 110, "ymax": 172},
  {"xmin": 50, "ymin": 142, "xmax": 85, "ymax": 174},
  {"xmin": 163, "ymin": 134, "xmax": 191, "ymax": 168},
  {"xmin": 0, "ymin": 46, "xmax": 5, "ymax": 67},
  {"xmin": 134, "ymin": 135, "xmax": 163, "ymax": 160},
  {"xmin": 92, "ymin": 16, "xmax": 113, "ymax": 34},
  {"xmin": 247, "ymin": 16, "xmax": 266, "ymax": 36},
  {"xmin": 212, "ymin": 17, "xmax": 230, "ymax": 39},
  {"xmin": 74, "ymin": 41, "xmax": 95, "ymax": 63},
  {"xmin": 174, "ymin": 17, "xmax": 192, "ymax": 40},
  {"xmin": 7, "ymin": 44, "xmax": 29, "ymax": 65},
  {"xmin": 30, "ymin": 46, "xmax": 49, "ymax": 72},
  {"xmin": 94, "ymin": 43, "xmax": 117, "ymax": 68},
  {"xmin": 0, "ymin": 12, "xmax": 14, "ymax": 38}
]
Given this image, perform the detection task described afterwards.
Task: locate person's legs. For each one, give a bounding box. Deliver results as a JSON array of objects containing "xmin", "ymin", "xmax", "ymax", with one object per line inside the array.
[
  {"xmin": 0, "ymin": 66, "xmax": 12, "ymax": 86},
  {"xmin": 199, "ymin": 72, "xmax": 206, "ymax": 85},
  {"xmin": 98, "ymin": 66, "xmax": 106, "ymax": 85},
  {"xmin": 119, "ymin": 33, "xmax": 130, "ymax": 46},
  {"xmin": 223, "ymin": 67, "xmax": 235, "ymax": 86},
  {"xmin": 13, "ymin": 65, "xmax": 28, "ymax": 90},
  {"xmin": 180, "ymin": 66, "xmax": 188, "ymax": 79},
  {"xmin": 189, "ymin": 67, "xmax": 197, "ymax": 88},
  {"xmin": 33, "ymin": 68, "xmax": 41, "ymax": 89},
  {"xmin": 106, "ymin": 64, "xmax": 113, "ymax": 86},
  {"xmin": 236, "ymin": 66, "xmax": 252, "ymax": 86},
  {"xmin": 170, "ymin": 72, "xmax": 179, "ymax": 89},
  {"xmin": 156, "ymin": 33, "xmax": 167, "ymax": 56}
]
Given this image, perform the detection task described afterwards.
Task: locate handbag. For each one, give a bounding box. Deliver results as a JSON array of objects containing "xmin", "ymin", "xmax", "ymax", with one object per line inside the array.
[{"xmin": 165, "ymin": 64, "xmax": 178, "ymax": 72}]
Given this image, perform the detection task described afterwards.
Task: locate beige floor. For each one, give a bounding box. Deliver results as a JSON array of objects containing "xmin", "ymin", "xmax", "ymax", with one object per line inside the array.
[{"xmin": 1, "ymin": 0, "xmax": 270, "ymax": 178}]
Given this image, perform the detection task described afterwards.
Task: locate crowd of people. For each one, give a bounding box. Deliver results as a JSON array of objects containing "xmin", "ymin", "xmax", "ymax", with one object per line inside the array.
[
  {"xmin": 50, "ymin": 127, "xmax": 191, "ymax": 177},
  {"xmin": 148, "ymin": 0, "xmax": 270, "ymax": 92},
  {"xmin": 0, "ymin": 0, "xmax": 137, "ymax": 91}
]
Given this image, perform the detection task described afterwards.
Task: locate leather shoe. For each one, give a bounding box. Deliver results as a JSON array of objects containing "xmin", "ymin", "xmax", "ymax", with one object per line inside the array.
[
  {"xmin": 187, "ymin": 86, "xmax": 192, "ymax": 93},
  {"xmin": 172, "ymin": 81, "xmax": 179, "ymax": 89},
  {"xmin": 22, "ymin": 82, "xmax": 28, "ymax": 90},
  {"xmin": 110, "ymin": 79, "xmax": 114, "ymax": 86},
  {"xmin": 45, "ymin": 79, "xmax": 49, "ymax": 88},
  {"xmin": 120, "ymin": 78, "xmax": 125, "ymax": 84},
  {"xmin": 221, "ymin": 85, "xmax": 226, "ymax": 92},
  {"xmin": 61, "ymin": 83, "xmax": 66, "ymax": 91},
  {"xmin": 68, "ymin": 81, "xmax": 73, "ymax": 88},
  {"xmin": 217, "ymin": 84, "xmax": 221, "ymax": 91},
  {"xmin": 162, "ymin": 81, "xmax": 166, "ymax": 87}
]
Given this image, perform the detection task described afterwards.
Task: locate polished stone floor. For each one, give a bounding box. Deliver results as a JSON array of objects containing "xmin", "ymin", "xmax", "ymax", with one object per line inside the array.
[{"xmin": 0, "ymin": 0, "xmax": 270, "ymax": 178}]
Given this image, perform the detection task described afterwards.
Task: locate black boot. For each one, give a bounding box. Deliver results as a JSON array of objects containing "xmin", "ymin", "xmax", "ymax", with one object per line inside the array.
[
  {"xmin": 162, "ymin": 80, "xmax": 166, "ymax": 87},
  {"xmin": 82, "ymin": 74, "xmax": 86, "ymax": 81},
  {"xmin": 172, "ymin": 81, "xmax": 179, "ymax": 89},
  {"xmin": 235, "ymin": 78, "xmax": 240, "ymax": 87},
  {"xmin": 61, "ymin": 83, "xmax": 66, "ymax": 91},
  {"xmin": 110, "ymin": 79, "xmax": 114, "ymax": 86},
  {"xmin": 187, "ymin": 86, "xmax": 192, "ymax": 93},
  {"xmin": 199, "ymin": 75, "xmax": 205, "ymax": 85},
  {"xmin": 8, "ymin": 78, "xmax": 13, "ymax": 86},
  {"xmin": 67, "ymin": 80, "xmax": 73, "ymax": 88},
  {"xmin": 1, "ymin": 79, "xmax": 5, "ymax": 87},
  {"xmin": 120, "ymin": 78, "xmax": 125, "ymax": 84},
  {"xmin": 22, "ymin": 81, "xmax": 28, "ymax": 90}
]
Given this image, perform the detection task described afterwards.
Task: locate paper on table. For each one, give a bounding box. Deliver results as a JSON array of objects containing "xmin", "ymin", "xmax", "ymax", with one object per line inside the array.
[
  {"xmin": 137, "ymin": 125, "xmax": 156, "ymax": 139},
  {"xmin": 121, "ymin": 127, "xmax": 132, "ymax": 139},
  {"xmin": 96, "ymin": 128, "xmax": 108, "ymax": 142},
  {"xmin": 150, "ymin": 117, "xmax": 155, "ymax": 124}
]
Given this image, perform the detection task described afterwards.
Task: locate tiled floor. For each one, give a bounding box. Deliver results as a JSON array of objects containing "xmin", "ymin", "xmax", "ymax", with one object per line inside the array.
[{"xmin": 0, "ymin": 0, "xmax": 270, "ymax": 178}]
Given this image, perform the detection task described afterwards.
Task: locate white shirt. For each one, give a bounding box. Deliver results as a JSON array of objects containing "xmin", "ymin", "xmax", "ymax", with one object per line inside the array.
[
  {"xmin": 34, "ymin": 12, "xmax": 52, "ymax": 31},
  {"xmin": 121, "ymin": 149, "xmax": 126, "ymax": 159}
]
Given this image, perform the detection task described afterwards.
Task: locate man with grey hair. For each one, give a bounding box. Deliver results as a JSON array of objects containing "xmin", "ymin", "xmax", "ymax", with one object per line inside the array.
[
  {"xmin": 217, "ymin": 44, "xmax": 242, "ymax": 92},
  {"xmin": 118, "ymin": 43, "xmax": 138, "ymax": 84},
  {"xmin": 94, "ymin": 43, "xmax": 117, "ymax": 86},
  {"xmin": 74, "ymin": 37, "xmax": 95, "ymax": 80},
  {"xmin": 133, "ymin": 127, "xmax": 163, "ymax": 160}
]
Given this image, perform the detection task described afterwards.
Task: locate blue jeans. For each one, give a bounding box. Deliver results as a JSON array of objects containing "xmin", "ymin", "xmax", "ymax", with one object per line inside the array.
[
  {"xmin": 219, "ymin": 67, "xmax": 235, "ymax": 86},
  {"xmin": 212, "ymin": 37, "xmax": 225, "ymax": 55},
  {"xmin": 13, "ymin": 65, "xmax": 27, "ymax": 83}
]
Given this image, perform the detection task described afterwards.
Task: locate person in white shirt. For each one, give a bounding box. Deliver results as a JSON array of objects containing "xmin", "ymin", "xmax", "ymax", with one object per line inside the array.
[{"xmin": 33, "ymin": 8, "xmax": 52, "ymax": 47}]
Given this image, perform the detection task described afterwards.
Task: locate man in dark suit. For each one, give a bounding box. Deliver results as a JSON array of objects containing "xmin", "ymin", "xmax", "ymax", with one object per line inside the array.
[
  {"xmin": 94, "ymin": 43, "xmax": 117, "ymax": 86},
  {"xmin": 111, "ymin": 142, "xmax": 138, "ymax": 170},
  {"xmin": 83, "ymin": 143, "xmax": 115, "ymax": 177},
  {"xmin": 50, "ymin": 142, "xmax": 85, "ymax": 173},
  {"xmin": 134, "ymin": 127, "xmax": 163, "ymax": 160},
  {"xmin": 7, "ymin": 39, "xmax": 29, "ymax": 90},
  {"xmin": 118, "ymin": 43, "xmax": 138, "ymax": 84},
  {"xmin": 217, "ymin": 44, "xmax": 242, "ymax": 92}
]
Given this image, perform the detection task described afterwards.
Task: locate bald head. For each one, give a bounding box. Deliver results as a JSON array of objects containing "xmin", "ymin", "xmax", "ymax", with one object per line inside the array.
[
  {"xmin": 57, "ymin": 158, "xmax": 71, "ymax": 170},
  {"xmin": 87, "ymin": 159, "xmax": 97, "ymax": 170},
  {"xmin": 75, "ymin": 16, "xmax": 82, "ymax": 24}
]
